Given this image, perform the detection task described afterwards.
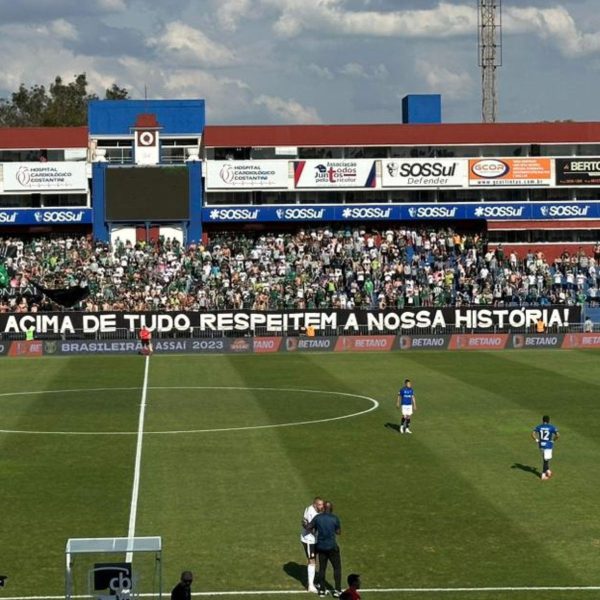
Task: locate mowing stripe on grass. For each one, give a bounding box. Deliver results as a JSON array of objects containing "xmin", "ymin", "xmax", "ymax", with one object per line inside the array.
[
  {"xmin": 5, "ymin": 586, "xmax": 600, "ymax": 598},
  {"xmin": 125, "ymin": 354, "xmax": 150, "ymax": 562}
]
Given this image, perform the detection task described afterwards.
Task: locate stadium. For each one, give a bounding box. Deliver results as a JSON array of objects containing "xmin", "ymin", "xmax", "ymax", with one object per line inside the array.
[{"xmin": 2, "ymin": 13, "xmax": 600, "ymax": 600}]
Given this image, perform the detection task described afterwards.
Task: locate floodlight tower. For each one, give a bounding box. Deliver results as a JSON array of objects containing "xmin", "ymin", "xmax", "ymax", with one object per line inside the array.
[{"xmin": 478, "ymin": 0, "xmax": 502, "ymax": 122}]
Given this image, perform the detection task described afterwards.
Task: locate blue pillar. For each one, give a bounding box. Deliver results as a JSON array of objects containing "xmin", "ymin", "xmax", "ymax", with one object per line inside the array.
[
  {"xmin": 92, "ymin": 163, "xmax": 109, "ymax": 242},
  {"xmin": 187, "ymin": 161, "xmax": 202, "ymax": 243}
]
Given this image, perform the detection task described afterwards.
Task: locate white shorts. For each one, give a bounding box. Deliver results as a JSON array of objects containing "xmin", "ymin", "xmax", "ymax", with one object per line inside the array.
[
  {"xmin": 401, "ymin": 405, "xmax": 413, "ymax": 417},
  {"xmin": 542, "ymin": 448, "xmax": 553, "ymax": 460}
]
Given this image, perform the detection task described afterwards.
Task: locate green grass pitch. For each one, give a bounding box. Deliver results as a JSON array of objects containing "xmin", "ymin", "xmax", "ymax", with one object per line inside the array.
[{"xmin": 1, "ymin": 350, "xmax": 600, "ymax": 600}]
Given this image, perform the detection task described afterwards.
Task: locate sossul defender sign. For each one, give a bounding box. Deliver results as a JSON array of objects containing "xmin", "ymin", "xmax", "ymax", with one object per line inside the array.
[{"xmin": 0, "ymin": 307, "xmax": 579, "ymax": 336}]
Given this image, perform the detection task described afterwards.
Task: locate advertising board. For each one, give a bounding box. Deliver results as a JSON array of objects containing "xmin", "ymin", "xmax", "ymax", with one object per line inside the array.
[
  {"xmin": 206, "ymin": 160, "xmax": 289, "ymax": 189},
  {"xmin": 2, "ymin": 162, "xmax": 88, "ymax": 192}
]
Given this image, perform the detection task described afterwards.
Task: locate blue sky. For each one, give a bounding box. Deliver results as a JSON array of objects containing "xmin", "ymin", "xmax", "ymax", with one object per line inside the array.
[{"xmin": 0, "ymin": 0, "xmax": 598, "ymax": 125}]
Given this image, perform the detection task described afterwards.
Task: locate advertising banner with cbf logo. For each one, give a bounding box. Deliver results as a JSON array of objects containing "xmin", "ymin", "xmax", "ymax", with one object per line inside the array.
[{"xmin": 2, "ymin": 162, "xmax": 88, "ymax": 192}]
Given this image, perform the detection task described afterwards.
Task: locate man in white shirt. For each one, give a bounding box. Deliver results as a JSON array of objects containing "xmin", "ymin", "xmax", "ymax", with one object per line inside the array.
[{"xmin": 301, "ymin": 497, "xmax": 324, "ymax": 593}]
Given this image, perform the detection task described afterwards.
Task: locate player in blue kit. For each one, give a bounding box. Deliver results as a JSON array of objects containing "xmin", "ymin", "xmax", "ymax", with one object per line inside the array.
[
  {"xmin": 396, "ymin": 379, "xmax": 417, "ymax": 434},
  {"xmin": 531, "ymin": 415, "xmax": 560, "ymax": 480}
]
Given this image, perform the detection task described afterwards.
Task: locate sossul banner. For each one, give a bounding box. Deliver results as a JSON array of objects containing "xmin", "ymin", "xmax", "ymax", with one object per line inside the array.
[{"xmin": 0, "ymin": 306, "xmax": 580, "ymax": 336}]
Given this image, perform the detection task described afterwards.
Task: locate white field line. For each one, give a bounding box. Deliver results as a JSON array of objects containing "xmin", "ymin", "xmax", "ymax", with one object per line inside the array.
[
  {"xmin": 125, "ymin": 355, "xmax": 150, "ymax": 562},
  {"xmin": 0, "ymin": 386, "xmax": 378, "ymax": 435},
  {"xmin": 4, "ymin": 585, "xmax": 600, "ymax": 598}
]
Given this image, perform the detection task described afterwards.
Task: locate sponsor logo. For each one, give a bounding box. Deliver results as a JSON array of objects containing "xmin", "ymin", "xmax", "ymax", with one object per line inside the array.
[
  {"xmin": 219, "ymin": 164, "xmax": 235, "ymax": 184},
  {"xmin": 539, "ymin": 205, "xmax": 590, "ymax": 218},
  {"xmin": 253, "ymin": 337, "xmax": 281, "ymax": 352},
  {"xmin": 407, "ymin": 206, "xmax": 457, "ymax": 219},
  {"xmin": 44, "ymin": 341, "xmax": 58, "ymax": 354},
  {"xmin": 298, "ymin": 338, "xmax": 332, "ymax": 349},
  {"xmin": 341, "ymin": 207, "xmax": 392, "ymax": 219},
  {"xmin": 33, "ymin": 210, "xmax": 86, "ymax": 224},
  {"xmin": 16, "ymin": 166, "xmax": 31, "ymax": 186},
  {"xmin": 285, "ymin": 337, "xmax": 298, "ymax": 351},
  {"xmin": 396, "ymin": 161, "xmax": 458, "ymax": 178},
  {"xmin": 275, "ymin": 208, "xmax": 325, "ymax": 220},
  {"xmin": 0, "ymin": 211, "xmax": 18, "ymax": 224},
  {"xmin": 525, "ymin": 336, "xmax": 559, "ymax": 347},
  {"xmin": 409, "ymin": 337, "xmax": 445, "ymax": 348},
  {"xmin": 313, "ymin": 162, "xmax": 357, "ymax": 184},
  {"xmin": 467, "ymin": 336, "xmax": 504, "ymax": 347},
  {"xmin": 566, "ymin": 160, "xmax": 600, "ymax": 171},
  {"xmin": 473, "ymin": 205, "xmax": 525, "ymax": 218},
  {"xmin": 471, "ymin": 159, "xmax": 510, "ymax": 178},
  {"xmin": 230, "ymin": 338, "xmax": 251, "ymax": 352},
  {"xmin": 208, "ymin": 208, "xmax": 260, "ymax": 221}
]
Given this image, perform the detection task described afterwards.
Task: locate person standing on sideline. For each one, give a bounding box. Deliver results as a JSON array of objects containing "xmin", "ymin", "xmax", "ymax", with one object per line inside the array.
[
  {"xmin": 396, "ymin": 379, "xmax": 417, "ymax": 434},
  {"xmin": 340, "ymin": 573, "xmax": 361, "ymax": 600},
  {"xmin": 310, "ymin": 500, "xmax": 342, "ymax": 597},
  {"xmin": 301, "ymin": 496, "xmax": 324, "ymax": 593},
  {"xmin": 171, "ymin": 571, "xmax": 193, "ymax": 600},
  {"xmin": 531, "ymin": 415, "xmax": 560, "ymax": 480},
  {"xmin": 139, "ymin": 325, "xmax": 153, "ymax": 355}
]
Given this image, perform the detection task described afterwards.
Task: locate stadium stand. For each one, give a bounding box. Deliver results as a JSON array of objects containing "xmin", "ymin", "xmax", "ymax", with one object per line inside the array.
[{"xmin": 0, "ymin": 232, "xmax": 599, "ymax": 313}]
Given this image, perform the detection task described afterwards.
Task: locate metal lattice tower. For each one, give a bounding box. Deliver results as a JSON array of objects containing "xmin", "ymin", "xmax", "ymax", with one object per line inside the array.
[{"xmin": 477, "ymin": 0, "xmax": 502, "ymax": 123}]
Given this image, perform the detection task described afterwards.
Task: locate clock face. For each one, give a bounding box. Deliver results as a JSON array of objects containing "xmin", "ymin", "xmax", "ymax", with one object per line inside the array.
[{"xmin": 137, "ymin": 130, "xmax": 157, "ymax": 147}]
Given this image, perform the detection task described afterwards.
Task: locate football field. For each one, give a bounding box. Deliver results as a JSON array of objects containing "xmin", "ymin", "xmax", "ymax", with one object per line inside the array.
[{"xmin": 1, "ymin": 350, "xmax": 600, "ymax": 600}]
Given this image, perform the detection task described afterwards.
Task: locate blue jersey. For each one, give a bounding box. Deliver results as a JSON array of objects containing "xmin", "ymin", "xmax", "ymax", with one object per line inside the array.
[
  {"xmin": 399, "ymin": 386, "xmax": 414, "ymax": 406},
  {"xmin": 534, "ymin": 423, "xmax": 558, "ymax": 449}
]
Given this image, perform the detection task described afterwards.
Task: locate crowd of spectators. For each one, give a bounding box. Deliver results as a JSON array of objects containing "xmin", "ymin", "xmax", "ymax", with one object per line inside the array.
[{"xmin": 0, "ymin": 229, "xmax": 600, "ymax": 313}]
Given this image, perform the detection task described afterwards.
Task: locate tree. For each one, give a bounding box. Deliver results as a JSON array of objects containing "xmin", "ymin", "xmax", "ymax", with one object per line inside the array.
[
  {"xmin": 105, "ymin": 83, "xmax": 129, "ymax": 100},
  {"xmin": 0, "ymin": 73, "xmax": 129, "ymax": 127}
]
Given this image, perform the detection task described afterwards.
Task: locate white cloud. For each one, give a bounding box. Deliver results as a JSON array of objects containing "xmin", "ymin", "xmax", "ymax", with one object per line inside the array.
[
  {"xmin": 415, "ymin": 59, "xmax": 473, "ymax": 101},
  {"xmin": 340, "ymin": 62, "xmax": 368, "ymax": 78},
  {"xmin": 505, "ymin": 6, "xmax": 600, "ymax": 56},
  {"xmin": 307, "ymin": 63, "xmax": 334, "ymax": 80},
  {"xmin": 49, "ymin": 19, "xmax": 79, "ymax": 41},
  {"xmin": 268, "ymin": 0, "xmax": 476, "ymax": 38},
  {"xmin": 97, "ymin": 0, "xmax": 127, "ymax": 10},
  {"xmin": 253, "ymin": 94, "xmax": 322, "ymax": 123},
  {"xmin": 147, "ymin": 21, "xmax": 237, "ymax": 67},
  {"xmin": 339, "ymin": 62, "xmax": 389, "ymax": 79},
  {"xmin": 213, "ymin": 0, "xmax": 253, "ymax": 32}
]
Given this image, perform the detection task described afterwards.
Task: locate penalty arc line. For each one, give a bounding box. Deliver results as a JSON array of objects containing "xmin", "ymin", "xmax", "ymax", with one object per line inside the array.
[{"xmin": 125, "ymin": 354, "xmax": 150, "ymax": 563}]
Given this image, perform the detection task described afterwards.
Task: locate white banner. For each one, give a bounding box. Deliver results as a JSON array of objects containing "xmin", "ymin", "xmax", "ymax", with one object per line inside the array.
[
  {"xmin": 2, "ymin": 161, "xmax": 88, "ymax": 192},
  {"xmin": 206, "ymin": 160, "xmax": 289, "ymax": 189},
  {"xmin": 293, "ymin": 159, "xmax": 377, "ymax": 188},
  {"xmin": 381, "ymin": 158, "xmax": 468, "ymax": 188}
]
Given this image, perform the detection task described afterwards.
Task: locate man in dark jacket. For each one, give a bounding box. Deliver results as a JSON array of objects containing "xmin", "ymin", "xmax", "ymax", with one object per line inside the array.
[
  {"xmin": 310, "ymin": 500, "xmax": 342, "ymax": 597},
  {"xmin": 171, "ymin": 571, "xmax": 193, "ymax": 600}
]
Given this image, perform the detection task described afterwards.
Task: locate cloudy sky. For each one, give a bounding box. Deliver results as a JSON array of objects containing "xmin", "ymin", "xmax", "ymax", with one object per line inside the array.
[{"xmin": 0, "ymin": 0, "xmax": 598, "ymax": 125}]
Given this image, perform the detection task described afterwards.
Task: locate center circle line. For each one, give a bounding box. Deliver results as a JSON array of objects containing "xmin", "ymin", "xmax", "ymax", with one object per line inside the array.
[{"xmin": 0, "ymin": 386, "xmax": 379, "ymax": 435}]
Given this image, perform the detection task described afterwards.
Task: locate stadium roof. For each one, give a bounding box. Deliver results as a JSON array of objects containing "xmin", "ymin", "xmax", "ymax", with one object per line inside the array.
[
  {"xmin": 0, "ymin": 126, "xmax": 88, "ymax": 149},
  {"xmin": 203, "ymin": 121, "xmax": 600, "ymax": 147},
  {"xmin": 2, "ymin": 121, "xmax": 600, "ymax": 150}
]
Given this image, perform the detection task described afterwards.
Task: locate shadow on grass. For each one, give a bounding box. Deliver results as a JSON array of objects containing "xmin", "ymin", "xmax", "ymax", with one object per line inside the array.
[
  {"xmin": 283, "ymin": 561, "xmax": 306, "ymax": 587},
  {"xmin": 385, "ymin": 422, "xmax": 401, "ymax": 433},
  {"xmin": 511, "ymin": 463, "xmax": 541, "ymax": 478}
]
